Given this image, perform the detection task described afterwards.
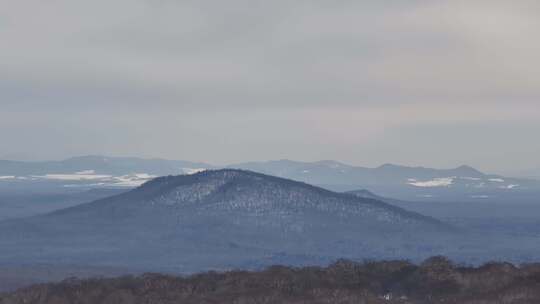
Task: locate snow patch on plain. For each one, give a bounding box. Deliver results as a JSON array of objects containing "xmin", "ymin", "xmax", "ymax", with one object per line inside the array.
[
  {"xmin": 28, "ymin": 172, "xmax": 156, "ymax": 187},
  {"xmin": 500, "ymin": 184, "xmax": 519, "ymax": 189},
  {"xmin": 37, "ymin": 174, "xmax": 112, "ymax": 181},
  {"xmin": 112, "ymin": 174, "xmax": 156, "ymax": 187},
  {"xmin": 408, "ymin": 177, "xmax": 455, "ymax": 187},
  {"xmin": 182, "ymin": 168, "xmax": 207, "ymax": 175},
  {"xmin": 75, "ymin": 170, "xmax": 96, "ymax": 175}
]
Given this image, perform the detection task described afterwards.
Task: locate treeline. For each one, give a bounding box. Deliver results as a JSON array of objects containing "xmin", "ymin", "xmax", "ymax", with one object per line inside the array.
[{"xmin": 2, "ymin": 256, "xmax": 540, "ymax": 304}]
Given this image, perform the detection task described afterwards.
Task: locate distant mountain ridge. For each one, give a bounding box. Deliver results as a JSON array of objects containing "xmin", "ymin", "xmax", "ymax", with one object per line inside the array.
[
  {"xmin": 228, "ymin": 160, "xmax": 489, "ymax": 184},
  {"xmin": 0, "ymin": 156, "xmax": 488, "ymax": 178},
  {"xmin": 0, "ymin": 155, "xmax": 213, "ymax": 176},
  {"xmin": 228, "ymin": 160, "xmax": 540, "ymax": 203},
  {"xmin": 0, "ymin": 156, "xmax": 214, "ymax": 190},
  {"xmin": 1, "ymin": 156, "xmax": 539, "ymax": 203}
]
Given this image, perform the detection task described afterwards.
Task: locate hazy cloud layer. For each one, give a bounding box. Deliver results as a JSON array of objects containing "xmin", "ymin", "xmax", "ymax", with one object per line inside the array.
[{"xmin": 1, "ymin": 0, "xmax": 539, "ymax": 174}]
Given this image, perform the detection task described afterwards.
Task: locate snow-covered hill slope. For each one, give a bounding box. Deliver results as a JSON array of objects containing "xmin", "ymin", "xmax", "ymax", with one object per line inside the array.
[{"xmin": 0, "ymin": 169, "xmax": 456, "ymax": 273}]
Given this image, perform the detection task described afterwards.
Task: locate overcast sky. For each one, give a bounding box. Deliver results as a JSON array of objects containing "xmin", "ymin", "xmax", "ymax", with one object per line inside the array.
[{"xmin": 1, "ymin": 0, "xmax": 539, "ymax": 174}]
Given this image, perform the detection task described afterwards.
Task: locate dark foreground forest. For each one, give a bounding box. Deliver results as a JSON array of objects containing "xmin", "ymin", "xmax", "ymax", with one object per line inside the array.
[{"xmin": 2, "ymin": 257, "xmax": 540, "ymax": 304}]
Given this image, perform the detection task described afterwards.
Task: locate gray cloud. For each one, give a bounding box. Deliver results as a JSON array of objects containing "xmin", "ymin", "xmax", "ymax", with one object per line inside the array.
[{"xmin": 0, "ymin": 0, "xmax": 539, "ymax": 173}]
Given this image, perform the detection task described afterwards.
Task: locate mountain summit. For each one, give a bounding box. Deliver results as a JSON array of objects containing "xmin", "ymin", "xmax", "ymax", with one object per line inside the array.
[{"xmin": 51, "ymin": 169, "xmax": 445, "ymax": 228}]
